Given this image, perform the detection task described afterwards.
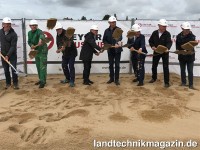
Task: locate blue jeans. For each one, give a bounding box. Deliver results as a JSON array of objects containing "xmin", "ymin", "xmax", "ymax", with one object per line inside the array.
[
  {"xmin": 179, "ymin": 60, "xmax": 194, "ymax": 86},
  {"xmin": 62, "ymin": 56, "xmax": 75, "ymax": 82},
  {"xmin": 137, "ymin": 57, "xmax": 145, "ymax": 84}
]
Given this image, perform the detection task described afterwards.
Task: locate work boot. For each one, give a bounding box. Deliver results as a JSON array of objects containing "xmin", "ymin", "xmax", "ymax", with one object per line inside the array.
[
  {"xmin": 39, "ymin": 83, "xmax": 45, "ymax": 88},
  {"xmin": 35, "ymin": 81, "xmax": 41, "ymax": 85},
  {"xmin": 69, "ymin": 82, "xmax": 75, "ymax": 87}
]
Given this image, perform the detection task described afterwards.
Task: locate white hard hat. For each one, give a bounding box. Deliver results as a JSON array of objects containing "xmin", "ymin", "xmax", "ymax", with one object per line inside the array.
[
  {"xmin": 29, "ymin": 19, "xmax": 38, "ymax": 25},
  {"xmin": 90, "ymin": 25, "xmax": 98, "ymax": 30},
  {"xmin": 158, "ymin": 19, "xmax": 168, "ymax": 26},
  {"xmin": 55, "ymin": 21, "xmax": 63, "ymax": 30},
  {"xmin": 181, "ymin": 22, "xmax": 191, "ymax": 30},
  {"xmin": 108, "ymin": 16, "xmax": 117, "ymax": 22},
  {"xmin": 131, "ymin": 24, "xmax": 142, "ymax": 32},
  {"xmin": 2, "ymin": 17, "xmax": 12, "ymax": 23}
]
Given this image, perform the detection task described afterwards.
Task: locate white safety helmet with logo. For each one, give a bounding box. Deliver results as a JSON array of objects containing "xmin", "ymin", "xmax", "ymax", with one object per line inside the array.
[
  {"xmin": 90, "ymin": 25, "xmax": 98, "ymax": 30},
  {"xmin": 158, "ymin": 19, "xmax": 168, "ymax": 26},
  {"xmin": 55, "ymin": 21, "xmax": 63, "ymax": 30},
  {"xmin": 181, "ymin": 22, "xmax": 191, "ymax": 30},
  {"xmin": 132, "ymin": 24, "xmax": 142, "ymax": 32},
  {"xmin": 2, "ymin": 17, "xmax": 12, "ymax": 24},
  {"xmin": 29, "ymin": 19, "xmax": 38, "ymax": 25},
  {"xmin": 108, "ymin": 16, "xmax": 117, "ymax": 22}
]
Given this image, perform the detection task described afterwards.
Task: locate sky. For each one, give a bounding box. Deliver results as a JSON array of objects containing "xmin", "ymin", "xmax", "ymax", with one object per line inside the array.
[{"xmin": 0, "ymin": 0, "xmax": 200, "ymax": 20}]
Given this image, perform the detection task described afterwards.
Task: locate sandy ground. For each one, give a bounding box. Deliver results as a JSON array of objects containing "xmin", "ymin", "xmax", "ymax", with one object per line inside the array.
[{"xmin": 0, "ymin": 73, "xmax": 200, "ymax": 150}]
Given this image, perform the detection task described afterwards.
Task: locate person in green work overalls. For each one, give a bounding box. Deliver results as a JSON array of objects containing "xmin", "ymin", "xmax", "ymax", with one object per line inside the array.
[{"xmin": 28, "ymin": 19, "xmax": 48, "ymax": 88}]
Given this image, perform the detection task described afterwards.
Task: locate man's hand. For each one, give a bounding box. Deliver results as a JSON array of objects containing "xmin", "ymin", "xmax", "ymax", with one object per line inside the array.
[
  {"xmin": 56, "ymin": 49, "xmax": 61, "ymax": 53},
  {"xmin": 130, "ymin": 47, "xmax": 135, "ymax": 51},
  {"xmin": 31, "ymin": 45, "xmax": 38, "ymax": 49},
  {"xmin": 152, "ymin": 46, "xmax": 156, "ymax": 51},
  {"xmin": 138, "ymin": 48, "xmax": 142, "ymax": 54},
  {"xmin": 5, "ymin": 56, "xmax": 9, "ymax": 61},
  {"xmin": 95, "ymin": 53, "xmax": 99, "ymax": 56},
  {"xmin": 114, "ymin": 44, "xmax": 120, "ymax": 48}
]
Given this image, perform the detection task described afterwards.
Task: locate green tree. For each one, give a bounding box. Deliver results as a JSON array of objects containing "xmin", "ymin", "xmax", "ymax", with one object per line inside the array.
[
  {"xmin": 102, "ymin": 14, "xmax": 110, "ymax": 20},
  {"xmin": 81, "ymin": 16, "xmax": 87, "ymax": 20}
]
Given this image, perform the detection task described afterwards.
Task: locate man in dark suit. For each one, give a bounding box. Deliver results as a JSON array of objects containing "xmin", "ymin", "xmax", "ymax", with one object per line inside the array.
[
  {"xmin": 103, "ymin": 16, "xmax": 123, "ymax": 85},
  {"xmin": 79, "ymin": 25, "xmax": 102, "ymax": 85},
  {"xmin": 148, "ymin": 19, "xmax": 172, "ymax": 87}
]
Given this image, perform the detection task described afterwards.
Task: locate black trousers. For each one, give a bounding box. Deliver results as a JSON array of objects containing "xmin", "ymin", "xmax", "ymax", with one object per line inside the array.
[
  {"xmin": 1, "ymin": 57, "xmax": 18, "ymax": 85},
  {"xmin": 151, "ymin": 53, "xmax": 169, "ymax": 84},
  {"xmin": 179, "ymin": 60, "xmax": 194, "ymax": 86},
  {"xmin": 131, "ymin": 54, "xmax": 138, "ymax": 78},
  {"xmin": 108, "ymin": 52, "xmax": 121, "ymax": 81},
  {"xmin": 83, "ymin": 60, "xmax": 92, "ymax": 82}
]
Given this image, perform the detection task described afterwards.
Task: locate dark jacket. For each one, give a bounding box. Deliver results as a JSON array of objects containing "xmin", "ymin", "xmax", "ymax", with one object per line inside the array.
[
  {"xmin": 176, "ymin": 31, "xmax": 196, "ymax": 62},
  {"xmin": 56, "ymin": 29, "xmax": 77, "ymax": 58},
  {"xmin": 149, "ymin": 30, "xmax": 172, "ymax": 54},
  {"xmin": 127, "ymin": 34, "xmax": 147, "ymax": 59},
  {"xmin": 103, "ymin": 26, "xmax": 123, "ymax": 53},
  {"xmin": 79, "ymin": 32, "xmax": 101, "ymax": 61},
  {"xmin": 0, "ymin": 28, "xmax": 18, "ymax": 59}
]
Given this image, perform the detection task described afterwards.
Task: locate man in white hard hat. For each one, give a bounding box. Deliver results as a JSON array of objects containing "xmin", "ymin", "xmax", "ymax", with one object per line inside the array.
[
  {"xmin": 103, "ymin": 16, "xmax": 123, "ymax": 85},
  {"xmin": 79, "ymin": 25, "xmax": 102, "ymax": 85},
  {"xmin": 127, "ymin": 24, "xmax": 148, "ymax": 86},
  {"xmin": 148, "ymin": 19, "xmax": 172, "ymax": 88},
  {"xmin": 0, "ymin": 17, "xmax": 19, "ymax": 89},
  {"xmin": 28, "ymin": 19, "xmax": 48, "ymax": 88},
  {"xmin": 176, "ymin": 22, "xmax": 196, "ymax": 89},
  {"xmin": 55, "ymin": 22, "xmax": 77, "ymax": 87}
]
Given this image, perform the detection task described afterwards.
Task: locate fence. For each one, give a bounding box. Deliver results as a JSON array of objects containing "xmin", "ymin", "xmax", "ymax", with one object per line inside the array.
[{"xmin": 0, "ymin": 19, "xmax": 200, "ymax": 80}]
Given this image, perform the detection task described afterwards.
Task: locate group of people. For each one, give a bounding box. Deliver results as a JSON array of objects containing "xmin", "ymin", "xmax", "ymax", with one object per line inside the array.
[{"xmin": 0, "ymin": 16, "xmax": 197, "ymax": 90}]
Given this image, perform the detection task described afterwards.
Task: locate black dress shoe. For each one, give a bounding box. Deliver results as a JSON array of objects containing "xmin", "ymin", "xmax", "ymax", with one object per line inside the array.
[
  {"xmin": 5, "ymin": 84, "xmax": 11, "ymax": 89},
  {"xmin": 88, "ymin": 80, "xmax": 94, "ymax": 84},
  {"xmin": 137, "ymin": 83, "xmax": 144, "ymax": 86},
  {"xmin": 115, "ymin": 81, "xmax": 120, "ymax": 85},
  {"xmin": 132, "ymin": 78, "xmax": 138, "ymax": 82},
  {"xmin": 107, "ymin": 80, "xmax": 114, "ymax": 84},
  {"xmin": 189, "ymin": 85, "xmax": 195, "ymax": 89},
  {"xmin": 164, "ymin": 83, "xmax": 170, "ymax": 88},
  {"xmin": 83, "ymin": 82, "xmax": 91, "ymax": 85},
  {"xmin": 149, "ymin": 79, "xmax": 156, "ymax": 83}
]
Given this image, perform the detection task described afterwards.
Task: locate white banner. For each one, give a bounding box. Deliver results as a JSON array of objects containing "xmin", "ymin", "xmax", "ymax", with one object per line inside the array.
[
  {"xmin": 25, "ymin": 20, "xmax": 132, "ymax": 74},
  {"xmin": 135, "ymin": 20, "xmax": 200, "ymax": 76},
  {"xmin": 0, "ymin": 19, "xmax": 24, "ymax": 80}
]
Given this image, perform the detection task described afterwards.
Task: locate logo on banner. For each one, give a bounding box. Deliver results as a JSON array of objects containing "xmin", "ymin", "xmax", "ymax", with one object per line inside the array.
[
  {"xmin": 43, "ymin": 31, "xmax": 54, "ymax": 50},
  {"xmin": 137, "ymin": 23, "xmax": 156, "ymax": 27}
]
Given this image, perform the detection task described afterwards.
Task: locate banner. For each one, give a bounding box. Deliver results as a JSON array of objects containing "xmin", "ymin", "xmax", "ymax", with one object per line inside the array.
[
  {"xmin": 135, "ymin": 20, "xmax": 200, "ymax": 76},
  {"xmin": 25, "ymin": 20, "xmax": 132, "ymax": 74},
  {"xmin": 0, "ymin": 19, "xmax": 24, "ymax": 80}
]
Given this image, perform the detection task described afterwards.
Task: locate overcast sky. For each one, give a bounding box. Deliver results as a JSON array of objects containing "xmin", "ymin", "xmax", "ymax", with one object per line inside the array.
[{"xmin": 0, "ymin": 0, "xmax": 200, "ymax": 20}]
